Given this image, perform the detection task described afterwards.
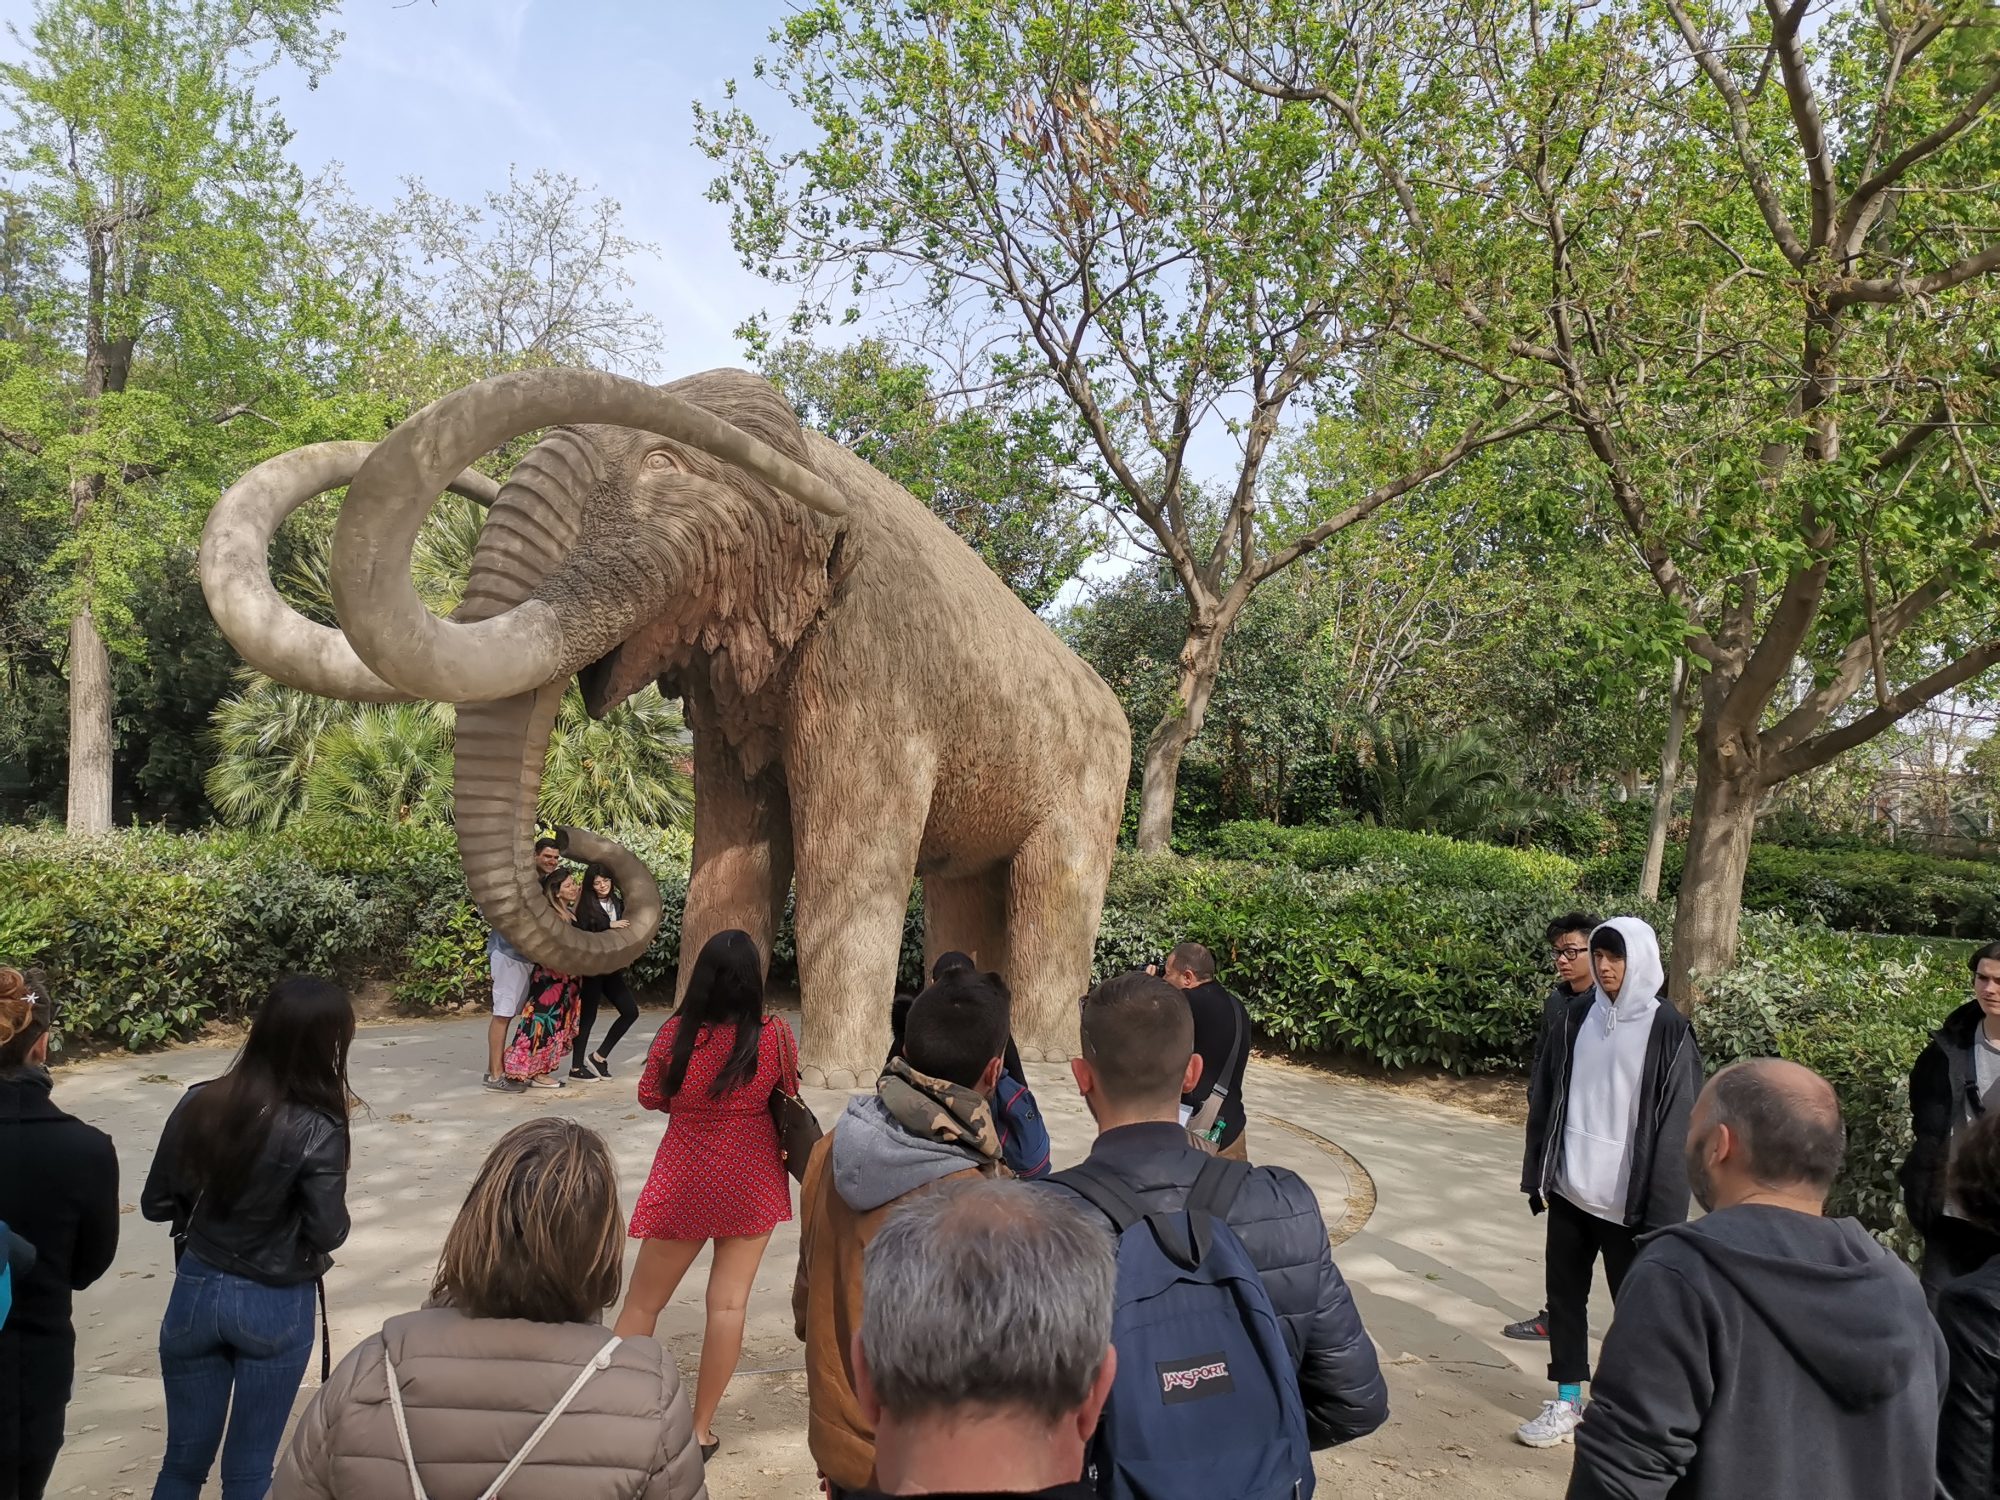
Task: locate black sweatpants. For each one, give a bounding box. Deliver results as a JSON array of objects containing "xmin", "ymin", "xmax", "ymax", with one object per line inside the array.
[
  {"xmin": 574, "ymin": 969, "xmax": 639, "ymax": 1071},
  {"xmin": 1545, "ymin": 1191, "xmax": 1639, "ymax": 1384}
]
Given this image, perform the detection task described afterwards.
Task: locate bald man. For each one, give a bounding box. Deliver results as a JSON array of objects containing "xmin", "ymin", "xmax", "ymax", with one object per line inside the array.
[{"xmin": 1568, "ymin": 1059, "xmax": 1945, "ymax": 1500}]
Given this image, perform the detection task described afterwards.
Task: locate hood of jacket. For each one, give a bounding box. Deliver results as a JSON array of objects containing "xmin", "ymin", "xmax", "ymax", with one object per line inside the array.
[
  {"xmin": 1651, "ymin": 1203, "xmax": 1931, "ymax": 1411},
  {"xmin": 1590, "ymin": 915, "xmax": 1666, "ymax": 1030},
  {"xmin": 829, "ymin": 1061, "xmax": 1002, "ymax": 1214}
]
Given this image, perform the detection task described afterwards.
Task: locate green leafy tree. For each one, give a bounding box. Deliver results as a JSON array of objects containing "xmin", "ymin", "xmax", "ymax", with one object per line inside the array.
[
  {"xmin": 0, "ymin": 0, "xmax": 343, "ymax": 833},
  {"xmin": 1196, "ymin": 0, "xmax": 2000, "ymax": 996},
  {"xmin": 698, "ymin": 0, "xmax": 1555, "ymax": 851},
  {"xmin": 762, "ymin": 339, "xmax": 1099, "ymax": 611}
]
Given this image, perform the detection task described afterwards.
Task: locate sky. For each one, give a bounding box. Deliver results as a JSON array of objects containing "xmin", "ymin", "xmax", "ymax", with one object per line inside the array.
[{"xmin": 0, "ymin": 0, "xmax": 1163, "ymax": 606}]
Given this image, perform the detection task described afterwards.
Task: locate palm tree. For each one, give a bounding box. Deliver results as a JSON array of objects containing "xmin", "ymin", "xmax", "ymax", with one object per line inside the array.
[
  {"xmin": 1363, "ymin": 718, "xmax": 1541, "ymax": 842},
  {"xmin": 207, "ymin": 495, "xmax": 693, "ymax": 832}
]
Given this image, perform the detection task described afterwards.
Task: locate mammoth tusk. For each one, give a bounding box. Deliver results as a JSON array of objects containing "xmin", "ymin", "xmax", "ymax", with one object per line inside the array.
[
  {"xmin": 330, "ymin": 367, "xmax": 846, "ymax": 705},
  {"xmin": 199, "ymin": 441, "xmax": 500, "ymax": 702}
]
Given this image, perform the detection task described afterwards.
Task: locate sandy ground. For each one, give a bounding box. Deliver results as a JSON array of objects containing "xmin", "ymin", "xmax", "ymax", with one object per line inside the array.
[{"xmin": 44, "ymin": 1010, "xmax": 1594, "ymax": 1499}]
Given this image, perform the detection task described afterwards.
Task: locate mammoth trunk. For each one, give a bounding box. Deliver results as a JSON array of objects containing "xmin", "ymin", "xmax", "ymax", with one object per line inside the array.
[{"xmin": 454, "ymin": 686, "xmax": 604, "ymax": 972}]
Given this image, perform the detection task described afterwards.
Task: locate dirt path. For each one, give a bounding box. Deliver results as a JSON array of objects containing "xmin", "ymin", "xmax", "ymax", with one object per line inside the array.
[{"xmin": 46, "ymin": 1011, "xmax": 1583, "ymax": 1498}]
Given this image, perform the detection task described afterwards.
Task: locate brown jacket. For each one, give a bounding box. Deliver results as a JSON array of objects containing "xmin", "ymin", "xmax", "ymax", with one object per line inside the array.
[
  {"xmin": 272, "ymin": 1308, "xmax": 708, "ymax": 1500},
  {"xmin": 794, "ymin": 1075, "xmax": 1004, "ymax": 1492}
]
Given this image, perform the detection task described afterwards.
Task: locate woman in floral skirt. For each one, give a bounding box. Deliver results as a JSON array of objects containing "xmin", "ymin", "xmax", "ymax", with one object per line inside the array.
[
  {"xmin": 502, "ymin": 869, "xmax": 584, "ymax": 1090},
  {"xmin": 614, "ymin": 928, "xmax": 796, "ymax": 1461}
]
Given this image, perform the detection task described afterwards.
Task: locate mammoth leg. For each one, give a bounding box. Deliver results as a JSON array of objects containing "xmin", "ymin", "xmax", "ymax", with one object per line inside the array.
[
  {"xmin": 921, "ymin": 868, "xmax": 1010, "ymax": 984},
  {"xmin": 678, "ymin": 699, "xmax": 794, "ymax": 997},
  {"xmin": 790, "ymin": 772, "xmax": 927, "ymax": 1091},
  {"xmin": 1004, "ymin": 808, "xmax": 1115, "ymax": 1064}
]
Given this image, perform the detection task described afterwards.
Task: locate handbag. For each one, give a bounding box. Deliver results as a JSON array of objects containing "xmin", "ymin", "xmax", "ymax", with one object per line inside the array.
[{"xmin": 766, "ymin": 1018, "xmax": 823, "ymax": 1183}]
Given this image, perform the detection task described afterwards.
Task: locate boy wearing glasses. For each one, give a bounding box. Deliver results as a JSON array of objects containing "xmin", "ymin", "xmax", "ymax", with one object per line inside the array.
[{"xmin": 1499, "ymin": 912, "xmax": 1602, "ymax": 1343}]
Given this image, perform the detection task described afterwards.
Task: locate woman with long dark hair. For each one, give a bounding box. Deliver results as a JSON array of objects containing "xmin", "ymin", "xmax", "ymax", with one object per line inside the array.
[
  {"xmin": 142, "ymin": 975, "xmax": 355, "ymax": 1500},
  {"xmin": 615, "ymin": 929, "xmax": 795, "ymax": 1461},
  {"xmin": 0, "ymin": 968, "xmax": 120, "ymax": 1500},
  {"xmin": 571, "ymin": 862, "xmax": 640, "ymax": 1081}
]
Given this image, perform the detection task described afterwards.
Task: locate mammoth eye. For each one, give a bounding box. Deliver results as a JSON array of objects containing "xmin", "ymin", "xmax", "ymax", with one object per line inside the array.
[{"xmin": 643, "ymin": 449, "xmax": 682, "ymax": 474}]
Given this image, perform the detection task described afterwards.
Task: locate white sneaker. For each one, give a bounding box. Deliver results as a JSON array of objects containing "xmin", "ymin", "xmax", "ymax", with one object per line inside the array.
[{"xmin": 1515, "ymin": 1397, "xmax": 1583, "ymax": 1447}]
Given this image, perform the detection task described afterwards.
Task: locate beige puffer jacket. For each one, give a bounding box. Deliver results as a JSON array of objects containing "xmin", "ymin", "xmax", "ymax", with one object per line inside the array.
[{"xmin": 272, "ymin": 1308, "xmax": 708, "ymax": 1500}]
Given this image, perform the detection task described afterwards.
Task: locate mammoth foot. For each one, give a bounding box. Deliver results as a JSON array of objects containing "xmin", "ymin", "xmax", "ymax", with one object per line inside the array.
[{"xmin": 802, "ymin": 1064, "xmax": 867, "ymax": 1092}]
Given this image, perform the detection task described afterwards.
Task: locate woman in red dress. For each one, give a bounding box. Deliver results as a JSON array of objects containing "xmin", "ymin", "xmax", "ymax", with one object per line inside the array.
[{"xmin": 615, "ymin": 928, "xmax": 796, "ymax": 1459}]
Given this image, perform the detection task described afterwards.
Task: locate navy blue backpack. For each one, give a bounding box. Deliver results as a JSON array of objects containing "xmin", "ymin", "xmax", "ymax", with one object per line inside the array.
[{"xmin": 1053, "ymin": 1156, "xmax": 1314, "ymax": 1500}]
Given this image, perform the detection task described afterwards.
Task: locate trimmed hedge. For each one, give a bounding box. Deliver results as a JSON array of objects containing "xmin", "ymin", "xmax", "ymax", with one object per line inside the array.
[
  {"xmin": 1582, "ymin": 827, "xmax": 2000, "ymax": 939},
  {"xmin": 1693, "ymin": 913, "xmax": 1965, "ymax": 1252},
  {"xmin": 0, "ymin": 820, "xmax": 1971, "ymax": 1246},
  {"xmin": 1206, "ymin": 820, "xmax": 1579, "ymax": 894}
]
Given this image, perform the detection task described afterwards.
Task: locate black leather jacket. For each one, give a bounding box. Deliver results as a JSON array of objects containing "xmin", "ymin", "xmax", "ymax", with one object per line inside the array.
[
  {"xmin": 141, "ymin": 1084, "xmax": 351, "ymax": 1286},
  {"xmin": 1903, "ymin": 999, "xmax": 1984, "ymax": 1236},
  {"xmin": 1050, "ymin": 1121, "xmax": 1389, "ymax": 1449},
  {"xmin": 1941, "ymin": 1256, "xmax": 2000, "ymax": 1500}
]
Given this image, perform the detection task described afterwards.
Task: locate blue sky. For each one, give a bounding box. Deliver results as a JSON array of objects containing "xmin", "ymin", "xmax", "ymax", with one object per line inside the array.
[
  {"xmin": 266, "ymin": 0, "xmax": 801, "ymax": 373},
  {"xmin": 0, "ymin": 0, "xmax": 1144, "ymax": 604}
]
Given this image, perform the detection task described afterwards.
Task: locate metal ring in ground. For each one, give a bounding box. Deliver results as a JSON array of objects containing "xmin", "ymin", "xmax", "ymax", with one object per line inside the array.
[{"xmin": 1256, "ymin": 1112, "xmax": 1378, "ymax": 1247}]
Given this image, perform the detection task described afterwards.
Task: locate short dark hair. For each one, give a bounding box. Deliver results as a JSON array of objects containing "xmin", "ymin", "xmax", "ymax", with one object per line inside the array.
[
  {"xmin": 1971, "ymin": 941, "xmax": 2000, "ymax": 976},
  {"xmin": 1953, "ymin": 1110, "xmax": 2000, "ymax": 1232},
  {"xmin": 931, "ymin": 951, "xmax": 976, "ymax": 982},
  {"xmin": 1589, "ymin": 925, "xmax": 1627, "ymax": 959},
  {"xmin": 1709, "ymin": 1061, "xmax": 1846, "ymax": 1194},
  {"xmin": 534, "ymin": 836, "xmax": 561, "ymax": 854},
  {"xmin": 1167, "ymin": 941, "xmax": 1215, "ymax": 982},
  {"xmin": 1080, "ymin": 970, "xmax": 1194, "ymax": 1107},
  {"xmin": 905, "ymin": 971, "xmax": 1011, "ymax": 1089},
  {"xmin": 1547, "ymin": 912, "xmax": 1604, "ymax": 946}
]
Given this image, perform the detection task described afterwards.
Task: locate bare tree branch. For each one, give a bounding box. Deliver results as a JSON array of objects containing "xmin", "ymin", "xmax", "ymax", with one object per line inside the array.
[{"xmin": 1768, "ymin": 638, "xmax": 2000, "ymax": 779}]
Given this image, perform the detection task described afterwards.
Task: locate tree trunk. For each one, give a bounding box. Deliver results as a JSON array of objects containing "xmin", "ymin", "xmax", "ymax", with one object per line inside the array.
[
  {"xmin": 1667, "ymin": 723, "xmax": 1761, "ymax": 1009},
  {"xmin": 66, "ymin": 606, "xmax": 115, "ymax": 834},
  {"xmin": 1134, "ymin": 619, "xmax": 1227, "ymax": 854},
  {"xmin": 1640, "ymin": 656, "xmax": 1692, "ymax": 903}
]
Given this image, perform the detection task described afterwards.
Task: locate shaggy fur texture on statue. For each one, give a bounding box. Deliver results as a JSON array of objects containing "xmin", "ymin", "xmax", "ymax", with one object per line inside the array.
[{"xmin": 207, "ymin": 367, "xmax": 1129, "ymax": 1086}]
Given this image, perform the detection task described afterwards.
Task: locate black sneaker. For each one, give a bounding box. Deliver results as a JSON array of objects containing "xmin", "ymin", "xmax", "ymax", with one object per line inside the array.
[
  {"xmin": 590, "ymin": 1054, "xmax": 613, "ymax": 1079},
  {"xmin": 1503, "ymin": 1311, "xmax": 1551, "ymax": 1341}
]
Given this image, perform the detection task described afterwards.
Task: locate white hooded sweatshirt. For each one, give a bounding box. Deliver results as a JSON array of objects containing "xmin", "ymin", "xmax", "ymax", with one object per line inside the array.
[{"xmin": 1556, "ymin": 916, "xmax": 1667, "ymax": 1223}]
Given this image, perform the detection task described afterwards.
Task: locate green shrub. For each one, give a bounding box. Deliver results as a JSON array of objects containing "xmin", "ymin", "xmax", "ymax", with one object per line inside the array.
[
  {"xmin": 1584, "ymin": 838, "xmax": 2000, "ymax": 939},
  {"xmin": 1208, "ymin": 820, "xmax": 1579, "ymax": 894},
  {"xmin": 1693, "ymin": 912, "xmax": 1962, "ymax": 1248}
]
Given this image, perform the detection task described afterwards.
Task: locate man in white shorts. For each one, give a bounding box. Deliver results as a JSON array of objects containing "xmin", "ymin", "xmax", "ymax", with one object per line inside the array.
[{"xmin": 482, "ymin": 837, "xmax": 565, "ymax": 1092}]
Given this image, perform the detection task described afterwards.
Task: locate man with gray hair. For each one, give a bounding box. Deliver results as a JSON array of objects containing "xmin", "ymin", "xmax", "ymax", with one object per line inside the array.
[
  {"xmin": 846, "ymin": 1178, "xmax": 1117, "ymax": 1499},
  {"xmin": 1568, "ymin": 1058, "xmax": 1944, "ymax": 1500}
]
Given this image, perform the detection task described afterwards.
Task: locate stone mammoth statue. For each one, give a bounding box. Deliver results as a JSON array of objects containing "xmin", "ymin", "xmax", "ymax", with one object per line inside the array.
[{"xmin": 199, "ymin": 368, "xmax": 1130, "ymax": 1085}]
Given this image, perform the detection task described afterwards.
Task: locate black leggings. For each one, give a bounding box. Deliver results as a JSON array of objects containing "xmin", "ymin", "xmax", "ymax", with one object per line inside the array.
[
  {"xmin": 1544, "ymin": 1191, "xmax": 1640, "ymax": 1384},
  {"xmin": 574, "ymin": 970, "xmax": 639, "ymax": 1069}
]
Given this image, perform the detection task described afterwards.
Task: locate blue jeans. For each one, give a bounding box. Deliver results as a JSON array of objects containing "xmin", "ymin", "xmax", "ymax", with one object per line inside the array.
[{"xmin": 151, "ymin": 1254, "xmax": 315, "ymax": 1500}]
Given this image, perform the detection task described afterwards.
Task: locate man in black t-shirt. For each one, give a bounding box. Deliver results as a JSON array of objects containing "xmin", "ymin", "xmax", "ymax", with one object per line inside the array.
[{"xmin": 1163, "ymin": 941, "xmax": 1252, "ymax": 1159}]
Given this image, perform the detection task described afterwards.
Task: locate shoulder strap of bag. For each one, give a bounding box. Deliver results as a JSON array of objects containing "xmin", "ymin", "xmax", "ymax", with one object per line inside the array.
[
  {"xmin": 385, "ymin": 1335, "xmax": 624, "ymax": 1500},
  {"xmin": 769, "ymin": 1017, "xmax": 799, "ymax": 1100},
  {"xmin": 1050, "ymin": 1160, "xmax": 1151, "ymax": 1235},
  {"xmin": 1185, "ymin": 1153, "xmax": 1250, "ymax": 1223},
  {"xmin": 1211, "ymin": 994, "xmax": 1246, "ymax": 1104}
]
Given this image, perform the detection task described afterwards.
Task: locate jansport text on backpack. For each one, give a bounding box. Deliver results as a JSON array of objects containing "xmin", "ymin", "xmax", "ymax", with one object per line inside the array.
[{"xmin": 1051, "ymin": 1156, "xmax": 1313, "ymax": 1500}]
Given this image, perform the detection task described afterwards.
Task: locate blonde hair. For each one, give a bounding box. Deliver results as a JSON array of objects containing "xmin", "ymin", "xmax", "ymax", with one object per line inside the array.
[
  {"xmin": 0, "ymin": 968, "xmax": 47, "ymax": 1068},
  {"xmin": 432, "ymin": 1117, "xmax": 624, "ymax": 1324}
]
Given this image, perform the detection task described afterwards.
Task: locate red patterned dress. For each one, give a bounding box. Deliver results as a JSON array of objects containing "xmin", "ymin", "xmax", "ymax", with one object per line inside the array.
[{"xmin": 629, "ymin": 1014, "xmax": 797, "ymax": 1241}]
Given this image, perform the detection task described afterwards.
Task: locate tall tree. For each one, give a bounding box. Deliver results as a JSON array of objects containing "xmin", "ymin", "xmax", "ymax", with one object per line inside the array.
[
  {"xmin": 698, "ymin": 0, "xmax": 1553, "ymax": 850},
  {"xmin": 762, "ymin": 338, "xmax": 1100, "ymax": 611},
  {"xmin": 0, "ymin": 0, "xmax": 340, "ymax": 832},
  {"xmin": 1198, "ymin": 0, "xmax": 2000, "ymax": 995}
]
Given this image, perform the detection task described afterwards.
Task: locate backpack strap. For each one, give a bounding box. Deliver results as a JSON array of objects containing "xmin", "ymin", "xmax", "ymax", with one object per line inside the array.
[
  {"xmin": 1185, "ymin": 1153, "xmax": 1251, "ymax": 1223},
  {"xmin": 384, "ymin": 1334, "xmax": 624, "ymax": 1500},
  {"xmin": 1054, "ymin": 1161, "xmax": 1213, "ymax": 1272},
  {"xmin": 1049, "ymin": 1161, "xmax": 1153, "ymax": 1235}
]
